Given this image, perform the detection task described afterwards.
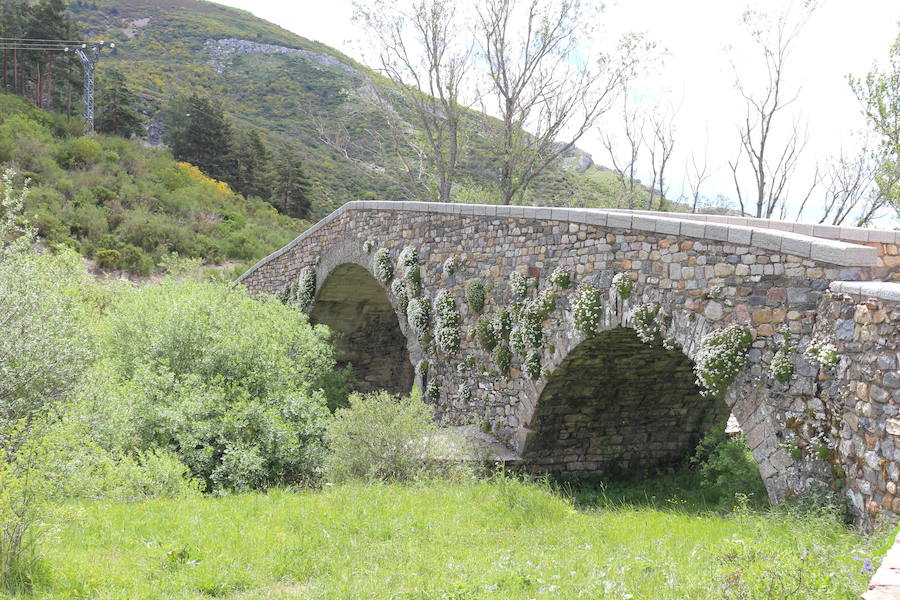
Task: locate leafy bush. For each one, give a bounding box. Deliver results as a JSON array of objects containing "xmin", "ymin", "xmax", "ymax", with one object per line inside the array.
[
  {"xmin": 91, "ymin": 279, "xmax": 343, "ymax": 492},
  {"xmin": 632, "ymin": 303, "xmax": 661, "ymax": 344},
  {"xmin": 691, "ymin": 424, "xmax": 768, "ymax": 509},
  {"xmin": 612, "ymin": 272, "xmax": 633, "ymax": 299},
  {"xmin": 325, "ymin": 390, "xmax": 472, "ymax": 483}
]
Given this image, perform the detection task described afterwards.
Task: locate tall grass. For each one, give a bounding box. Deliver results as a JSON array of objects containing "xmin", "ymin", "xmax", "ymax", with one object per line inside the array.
[{"xmin": 15, "ymin": 478, "xmax": 893, "ymax": 599}]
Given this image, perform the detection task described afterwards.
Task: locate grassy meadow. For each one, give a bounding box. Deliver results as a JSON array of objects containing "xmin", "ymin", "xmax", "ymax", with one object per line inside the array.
[{"xmin": 12, "ymin": 478, "xmax": 895, "ymax": 600}]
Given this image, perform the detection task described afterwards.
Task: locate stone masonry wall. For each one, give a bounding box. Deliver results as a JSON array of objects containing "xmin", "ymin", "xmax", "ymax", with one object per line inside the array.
[{"xmin": 239, "ymin": 202, "xmax": 896, "ymax": 516}]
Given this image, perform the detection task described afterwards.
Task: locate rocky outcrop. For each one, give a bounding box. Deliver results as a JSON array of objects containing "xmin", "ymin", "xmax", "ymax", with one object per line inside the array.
[{"xmin": 204, "ymin": 38, "xmax": 362, "ymax": 78}]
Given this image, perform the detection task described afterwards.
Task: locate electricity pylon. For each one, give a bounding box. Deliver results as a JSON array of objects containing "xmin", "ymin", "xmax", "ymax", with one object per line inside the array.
[
  {"xmin": 0, "ymin": 37, "xmax": 115, "ymax": 135},
  {"xmin": 68, "ymin": 41, "xmax": 115, "ymax": 135}
]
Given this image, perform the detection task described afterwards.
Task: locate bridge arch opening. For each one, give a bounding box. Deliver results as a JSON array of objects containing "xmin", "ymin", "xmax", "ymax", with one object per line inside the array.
[
  {"xmin": 522, "ymin": 328, "xmax": 731, "ymax": 478},
  {"xmin": 309, "ymin": 263, "xmax": 414, "ymax": 395}
]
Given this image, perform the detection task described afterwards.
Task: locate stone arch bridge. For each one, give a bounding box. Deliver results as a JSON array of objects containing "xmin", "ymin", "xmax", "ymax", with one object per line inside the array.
[{"xmin": 239, "ymin": 201, "xmax": 900, "ymax": 520}]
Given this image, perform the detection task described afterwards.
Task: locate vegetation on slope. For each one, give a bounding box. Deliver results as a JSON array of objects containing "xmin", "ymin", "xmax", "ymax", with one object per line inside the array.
[
  {"xmin": 65, "ymin": 0, "xmax": 670, "ymax": 217},
  {"xmin": 0, "ymin": 91, "xmax": 305, "ymax": 274}
]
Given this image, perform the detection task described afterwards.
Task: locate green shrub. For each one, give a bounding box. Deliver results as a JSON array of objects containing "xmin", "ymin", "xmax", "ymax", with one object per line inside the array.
[
  {"xmin": 93, "ymin": 279, "xmax": 345, "ymax": 491},
  {"xmin": 325, "ymin": 390, "xmax": 472, "ymax": 483},
  {"xmin": 691, "ymin": 424, "xmax": 768, "ymax": 509},
  {"xmin": 465, "ymin": 279, "xmax": 486, "ymax": 313}
]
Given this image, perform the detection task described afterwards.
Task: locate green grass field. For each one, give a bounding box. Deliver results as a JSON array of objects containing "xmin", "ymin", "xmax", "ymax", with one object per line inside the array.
[{"xmin": 16, "ymin": 478, "xmax": 894, "ymax": 600}]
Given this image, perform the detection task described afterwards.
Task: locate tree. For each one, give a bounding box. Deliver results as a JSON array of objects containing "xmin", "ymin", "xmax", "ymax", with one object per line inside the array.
[
  {"xmin": 847, "ymin": 27, "xmax": 900, "ymax": 224},
  {"xmin": 354, "ymin": 0, "xmax": 473, "ymax": 203},
  {"xmin": 475, "ymin": 0, "xmax": 642, "ymax": 205},
  {"xmin": 96, "ymin": 69, "xmax": 143, "ymax": 138},
  {"xmin": 687, "ymin": 135, "xmax": 714, "ymax": 214},
  {"xmin": 728, "ymin": 4, "xmax": 815, "ymax": 219},
  {"xmin": 599, "ymin": 94, "xmax": 644, "ymax": 209},
  {"xmin": 231, "ymin": 129, "xmax": 273, "ymax": 200},
  {"xmin": 165, "ymin": 94, "xmax": 235, "ymax": 184},
  {"xmin": 272, "ymin": 145, "xmax": 313, "ymax": 219},
  {"xmin": 645, "ymin": 105, "xmax": 676, "ymax": 211}
]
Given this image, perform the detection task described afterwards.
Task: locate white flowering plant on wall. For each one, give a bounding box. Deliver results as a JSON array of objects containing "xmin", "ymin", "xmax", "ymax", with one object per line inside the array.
[
  {"xmin": 465, "ymin": 279, "xmax": 486, "ymax": 313},
  {"xmin": 391, "ymin": 278, "xmax": 410, "ymax": 315},
  {"xmin": 295, "ymin": 266, "xmax": 316, "ymax": 310},
  {"xmin": 694, "ymin": 324, "xmax": 753, "ymax": 397},
  {"xmin": 407, "ymin": 297, "xmax": 430, "ymax": 338},
  {"xmin": 398, "ymin": 246, "xmax": 419, "ymax": 271},
  {"xmin": 573, "ymin": 284, "xmax": 603, "ymax": 336},
  {"xmin": 612, "ymin": 272, "xmax": 633, "ymax": 300},
  {"xmin": 509, "ymin": 271, "xmax": 528, "ymax": 299},
  {"xmin": 363, "ymin": 239, "xmax": 375, "ymax": 254},
  {"xmin": 549, "ymin": 266, "xmax": 571, "ymax": 289},
  {"xmin": 442, "ymin": 256, "xmax": 460, "ymax": 277},
  {"xmin": 373, "ymin": 248, "xmax": 394, "ymax": 284},
  {"xmin": 806, "ymin": 337, "xmax": 838, "ymax": 370},
  {"xmin": 632, "ymin": 303, "xmax": 661, "ymax": 345},
  {"xmin": 434, "ymin": 290, "xmax": 461, "ymax": 354}
]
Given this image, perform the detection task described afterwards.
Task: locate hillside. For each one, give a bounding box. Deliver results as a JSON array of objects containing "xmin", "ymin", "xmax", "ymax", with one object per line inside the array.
[
  {"xmin": 0, "ymin": 90, "xmax": 305, "ymax": 275},
  {"xmin": 66, "ymin": 0, "xmax": 662, "ymax": 218}
]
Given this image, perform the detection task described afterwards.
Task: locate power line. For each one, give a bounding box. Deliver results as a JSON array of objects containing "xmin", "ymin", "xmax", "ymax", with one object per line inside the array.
[{"xmin": 0, "ymin": 38, "xmax": 116, "ymax": 134}]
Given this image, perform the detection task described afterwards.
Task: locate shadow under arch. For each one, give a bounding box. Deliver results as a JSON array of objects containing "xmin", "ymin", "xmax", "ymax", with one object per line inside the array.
[
  {"xmin": 309, "ymin": 263, "xmax": 414, "ymax": 395},
  {"xmin": 521, "ymin": 327, "xmax": 730, "ymax": 478}
]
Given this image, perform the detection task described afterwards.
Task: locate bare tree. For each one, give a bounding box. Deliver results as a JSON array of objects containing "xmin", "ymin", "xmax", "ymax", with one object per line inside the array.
[
  {"xmin": 645, "ymin": 106, "xmax": 676, "ymax": 211},
  {"xmin": 354, "ymin": 0, "xmax": 473, "ymax": 203},
  {"xmin": 687, "ymin": 135, "xmax": 714, "ymax": 214},
  {"xmin": 599, "ymin": 94, "xmax": 645, "ymax": 209},
  {"xmin": 730, "ymin": 3, "xmax": 816, "ymax": 219},
  {"xmin": 475, "ymin": 0, "xmax": 644, "ymax": 205}
]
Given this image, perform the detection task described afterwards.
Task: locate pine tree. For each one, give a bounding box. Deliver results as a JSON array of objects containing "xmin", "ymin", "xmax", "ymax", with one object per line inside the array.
[
  {"xmin": 96, "ymin": 69, "xmax": 143, "ymax": 138},
  {"xmin": 165, "ymin": 94, "xmax": 235, "ymax": 184},
  {"xmin": 272, "ymin": 144, "xmax": 313, "ymax": 219},
  {"xmin": 231, "ymin": 129, "xmax": 273, "ymax": 200}
]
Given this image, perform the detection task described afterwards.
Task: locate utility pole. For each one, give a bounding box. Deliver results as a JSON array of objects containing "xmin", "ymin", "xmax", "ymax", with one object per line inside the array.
[
  {"xmin": 68, "ymin": 41, "xmax": 114, "ymax": 135},
  {"xmin": 0, "ymin": 37, "xmax": 114, "ymax": 135}
]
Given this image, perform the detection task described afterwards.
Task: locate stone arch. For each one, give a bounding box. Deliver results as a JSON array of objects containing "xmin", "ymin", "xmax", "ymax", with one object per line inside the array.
[
  {"xmin": 309, "ymin": 261, "xmax": 415, "ymax": 395},
  {"xmin": 519, "ymin": 326, "xmax": 730, "ymax": 477}
]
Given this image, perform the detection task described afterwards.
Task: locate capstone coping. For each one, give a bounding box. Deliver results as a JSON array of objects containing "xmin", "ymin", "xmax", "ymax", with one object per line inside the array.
[{"xmin": 237, "ymin": 201, "xmax": 882, "ymax": 283}]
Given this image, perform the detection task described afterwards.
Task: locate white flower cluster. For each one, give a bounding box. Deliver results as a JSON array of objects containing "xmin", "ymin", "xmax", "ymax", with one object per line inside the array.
[
  {"xmin": 363, "ymin": 239, "xmax": 375, "ymax": 254},
  {"xmin": 425, "ymin": 379, "xmax": 440, "ymax": 401},
  {"xmin": 458, "ymin": 383, "xmax": 472, "ymax": 402},
  {"xmin": 527, "ymin": 288, "xmax": 557, "ymax": 319},
  {"xmin": 442, "ymin": 256, "xmax": 460, "ymax": 277},
  {"xmin": 398, "ymin": 246, "xmax": 419, "ymax": 271},
  {"xmin": 806, "ymin": 337, "xmax": 838, "ymax": 370},
  {"xmin": 391, "ymin": 278, "xmax": 410, "ymax": 315},
  {"xmin": 520, "ymin": 309, "xmax": 544, "ymax": 349},
  {"xmin": 416, "ymin": 359, "xmax": 429, "ymax": 379},
  {"xmin": 407, "ymin": 297, "xmax": 431, "ymax": 338},
  {"xmin": 509, "ymin": 271, "xmax": 528, "ymax": 299},
  {"xmin": 612, "ymin": 272, "xmax": 633, "ymax": 300},
  {"xmin": 295, "ymin": 266, "xmax": 316, "ymax": 310},
  {"xmin": 524, "ymin": 348, "xmax": 542, "ymax": 380},
  {"xmin": 549, "ymin": 266, "xmax": 571, "ymax": 289},
  {"xmin": 493, "ymin": 309, "xmax": 513, "ymax": 340},
  {"xmin": 573, "ymin": 284, "xmax": 603, "ymax": 336},
  {"xmin": 631, "ymin": 303, "xmax": 661, "ymax": 344},
  {"xmin": 694, "ymin": 324, "xmax": 753, "ymax": 397},
  {"xmin": 662, "ymin": 337, "xmax": 681, "ymax": 352},
  {"xmin": 768, "ymin": 348, "xmax": 794, "ymax": 383},
  {"xmin": 492, "ymin": 342, "xmax": 512, "ymax": 375},
  {"xmin": 373, "ymin": 248, "xmax": 394, "ymax": 284},
  {"xmin": 434, "ymin": 290, "xmax": 461, "ymax": 354}
]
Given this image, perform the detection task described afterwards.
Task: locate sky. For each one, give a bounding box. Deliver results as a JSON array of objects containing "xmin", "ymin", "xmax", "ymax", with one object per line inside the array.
[{"xmin": 215, "ymin": 0, "xmax": 899, "ymax": 223}]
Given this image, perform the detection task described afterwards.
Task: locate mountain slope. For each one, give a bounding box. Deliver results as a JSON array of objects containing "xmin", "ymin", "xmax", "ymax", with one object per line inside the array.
[{"xmin": 68, "ymin": 0, "xmax": 651, "ymax": 218}]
